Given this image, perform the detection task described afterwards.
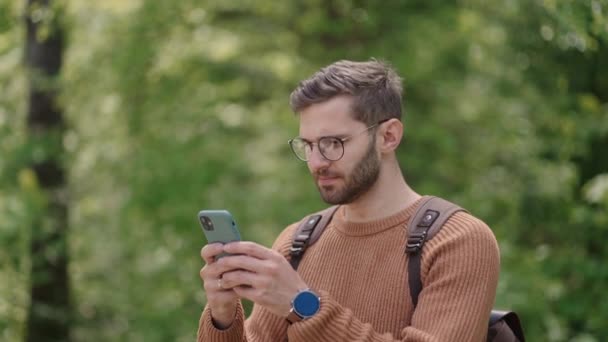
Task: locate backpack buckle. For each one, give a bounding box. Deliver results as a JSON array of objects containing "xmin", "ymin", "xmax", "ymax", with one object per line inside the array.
[
  {"xmin": 290, "ymin": 246, "xmax": 304, "ymax": 257},
  {"xmin": 405, "ymin": 231, "xmax": 428, "ymax": 253},
  {"xmin": 290, "ymin": 237, "xmax": 308, "ymax": 257}
]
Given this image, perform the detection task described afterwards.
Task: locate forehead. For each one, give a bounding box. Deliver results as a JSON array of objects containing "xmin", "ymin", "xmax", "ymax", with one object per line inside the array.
[{"xmin": 298, "ymin": 95, "xmax": 364, "ymax": 139}]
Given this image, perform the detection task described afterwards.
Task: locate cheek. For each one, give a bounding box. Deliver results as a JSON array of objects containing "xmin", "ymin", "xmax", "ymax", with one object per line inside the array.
[
  {"xmin": 341, "ymin": 145, "xmax": 365, "ymax": 168},
  {"xmin": 306, "ymin": 162, "xmax": 314, "ymax": 174},
  {"xmin": 332, "ymin": 158, "xmax": 356, "ymax": 178}
]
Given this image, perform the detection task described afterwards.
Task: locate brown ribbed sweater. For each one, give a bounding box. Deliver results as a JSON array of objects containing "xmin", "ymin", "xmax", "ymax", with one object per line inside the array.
[{"xmin": 198, "ymin": 198, "xmax": 500, "ymax": 341}]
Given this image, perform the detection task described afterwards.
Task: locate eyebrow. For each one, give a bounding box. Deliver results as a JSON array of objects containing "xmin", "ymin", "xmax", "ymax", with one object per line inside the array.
[{"xmin": 298, "ymin": 133, "xmax": 348, "ymax": 143}]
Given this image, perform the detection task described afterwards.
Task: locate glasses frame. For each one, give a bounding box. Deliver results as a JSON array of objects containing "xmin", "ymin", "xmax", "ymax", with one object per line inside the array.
[{"xmin": 288, "ymin": 119, "xmax": 390, "ymax": 162}]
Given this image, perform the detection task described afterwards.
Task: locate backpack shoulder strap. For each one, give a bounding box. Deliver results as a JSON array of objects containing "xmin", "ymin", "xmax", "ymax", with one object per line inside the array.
[
  {"xmin": 289, "ymin": 206, "xmax": 340, "ymax": 270},
  {"xmin": 406, "ymin": 196, "xmax": 467, "ymax": 306}
]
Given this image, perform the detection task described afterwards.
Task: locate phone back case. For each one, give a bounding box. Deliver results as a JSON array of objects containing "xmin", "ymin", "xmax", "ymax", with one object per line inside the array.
[{"xmin": 198, "ymin": 210, "xmax": 241, "ymax": 245}]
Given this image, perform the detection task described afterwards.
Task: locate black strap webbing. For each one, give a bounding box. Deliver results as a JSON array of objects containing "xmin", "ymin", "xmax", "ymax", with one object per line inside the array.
[
  {"xmin": 405, "ymin": 196, "xmax": 465, "ymax": 307},
  {"xmin": 289, "ymin": 206, "xmax": 339, "ymax": 270}
]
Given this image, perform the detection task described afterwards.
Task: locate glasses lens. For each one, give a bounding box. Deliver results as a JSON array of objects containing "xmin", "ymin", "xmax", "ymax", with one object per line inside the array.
[
  {"xmin": 319, "ymin": 137, "xmax": 344, "ymax": 161},
  {"xmin": 289, "ymin": 138, "xmax": 309, "ymax": 161}
]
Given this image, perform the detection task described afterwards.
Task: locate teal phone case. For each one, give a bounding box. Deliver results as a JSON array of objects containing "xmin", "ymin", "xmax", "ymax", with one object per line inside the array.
[{"xmin": 198, "ymin": 210, "xmax": 241, "ymax": 258}]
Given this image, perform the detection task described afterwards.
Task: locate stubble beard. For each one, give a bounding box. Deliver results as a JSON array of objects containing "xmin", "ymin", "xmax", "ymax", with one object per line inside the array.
[{"xmin": 315, "ymin": 139, "xmax": 381, "ymax": 205}]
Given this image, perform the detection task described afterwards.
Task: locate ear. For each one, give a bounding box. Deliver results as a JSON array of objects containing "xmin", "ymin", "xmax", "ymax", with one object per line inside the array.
[{"xmin": 377, "ymin": 118, "xmax": 403, "ymax": 153}]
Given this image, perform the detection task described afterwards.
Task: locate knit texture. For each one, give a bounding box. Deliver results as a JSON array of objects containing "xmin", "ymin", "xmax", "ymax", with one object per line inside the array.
[{"xmin": 198, "ymin": 198, "xmax": 500, "ymax": 341}]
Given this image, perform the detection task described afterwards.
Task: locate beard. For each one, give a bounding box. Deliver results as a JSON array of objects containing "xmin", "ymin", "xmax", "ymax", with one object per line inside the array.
[{"xmin": 315, "ymin": 138, "xmax": 381, "ymax": 205}]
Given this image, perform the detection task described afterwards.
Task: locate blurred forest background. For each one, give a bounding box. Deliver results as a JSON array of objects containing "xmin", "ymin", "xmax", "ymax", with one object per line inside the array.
[{"xmin": 1, "ymin": 0, "xmax": 607, "ymax": 341}]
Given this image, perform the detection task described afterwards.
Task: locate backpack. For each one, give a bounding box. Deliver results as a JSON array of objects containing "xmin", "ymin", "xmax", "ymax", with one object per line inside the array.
[{"xmin": 289, "ymin": 196, "xmax": 525, "ymax": 342}]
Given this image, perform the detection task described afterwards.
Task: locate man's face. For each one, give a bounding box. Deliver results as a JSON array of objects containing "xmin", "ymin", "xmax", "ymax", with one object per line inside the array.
[{"xmin": 298, "ymin": 96, "xmax": 381, "ymax": 205}]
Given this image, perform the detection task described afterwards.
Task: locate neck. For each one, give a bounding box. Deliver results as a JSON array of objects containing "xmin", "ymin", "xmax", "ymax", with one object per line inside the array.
[{"xmin": 342, "ymin": 158, "xmax": 420, "ymax": 222}]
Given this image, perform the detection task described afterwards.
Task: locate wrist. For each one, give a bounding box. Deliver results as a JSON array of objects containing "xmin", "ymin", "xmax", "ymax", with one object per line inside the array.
[{"xmin": 210, "ymin": 305, "xmax": 237, "ymax": 330}]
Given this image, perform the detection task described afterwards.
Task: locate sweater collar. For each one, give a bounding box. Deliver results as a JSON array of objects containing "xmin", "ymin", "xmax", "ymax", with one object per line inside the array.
[{"xmin": 331, "ymin": 197, "xmax": 424, "ymax": 236}]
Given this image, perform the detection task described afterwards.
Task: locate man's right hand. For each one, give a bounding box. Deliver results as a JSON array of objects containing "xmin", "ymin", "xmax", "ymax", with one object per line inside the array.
[{"xmin": 200, "ymin": 243, "xmax": 239, "ymax": 329}]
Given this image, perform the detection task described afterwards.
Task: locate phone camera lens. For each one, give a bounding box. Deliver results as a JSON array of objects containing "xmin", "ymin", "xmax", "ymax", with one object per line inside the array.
[{"xmin": 200, "ymin": 216, "xmax": 214, "ymax": 231}]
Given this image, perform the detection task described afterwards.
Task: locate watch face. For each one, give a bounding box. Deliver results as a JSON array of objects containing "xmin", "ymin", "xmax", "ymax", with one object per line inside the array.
[{"xmin": 294, "ymin": 290, "xmax": 320, "ymax": 317}]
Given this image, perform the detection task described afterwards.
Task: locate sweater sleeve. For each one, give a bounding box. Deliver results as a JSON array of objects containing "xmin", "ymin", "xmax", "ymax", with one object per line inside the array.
[
  {"xmin": 285, "ymin": 212, "xmax": 500, "ymax": 342},
  {"xmin": 197, "ymin": 302, "xmax": 246, "ymax": 342}
]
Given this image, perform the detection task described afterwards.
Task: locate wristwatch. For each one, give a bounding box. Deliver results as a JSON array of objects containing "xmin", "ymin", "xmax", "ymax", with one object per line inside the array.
[{"xmin": 286, "ymin": 289, "xmax": 321, "ymax": 324}]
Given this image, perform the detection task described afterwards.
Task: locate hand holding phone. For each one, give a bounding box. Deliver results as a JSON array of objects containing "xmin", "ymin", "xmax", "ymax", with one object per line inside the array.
[{"xmin": 198, "ymin": 210, "xmax": 241, "ymax": 259}]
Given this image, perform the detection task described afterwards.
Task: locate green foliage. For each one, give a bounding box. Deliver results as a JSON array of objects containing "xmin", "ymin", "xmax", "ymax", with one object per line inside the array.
[
  {"xmin": 1, "ymin": 0, "xmax": 607, "ymax": 341},
  {"xmin": 0, "ymin": 2, "xmax": 32, "ymax": 341}
]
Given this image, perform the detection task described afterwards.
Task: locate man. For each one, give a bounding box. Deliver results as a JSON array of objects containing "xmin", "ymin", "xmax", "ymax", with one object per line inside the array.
[{"xmin": 198, "ymin": 59, "xmax": 500, "ymax": 341}]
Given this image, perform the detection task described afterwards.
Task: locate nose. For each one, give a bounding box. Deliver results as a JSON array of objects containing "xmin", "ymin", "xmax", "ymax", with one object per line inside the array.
[{"xmin": 307, "ymin": 145, "xmax": 330, "ymax": 173}]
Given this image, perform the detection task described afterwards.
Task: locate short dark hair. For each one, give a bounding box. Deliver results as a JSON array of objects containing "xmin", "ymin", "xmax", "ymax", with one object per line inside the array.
[{"xmin": 289, "ymin": 59, "xmax": 404, "ymax": 125}]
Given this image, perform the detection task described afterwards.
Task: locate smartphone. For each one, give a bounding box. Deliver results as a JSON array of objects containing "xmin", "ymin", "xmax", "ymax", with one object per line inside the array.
[{"xmin": 198, "ymin": 210, "xmax": 241, "ymax": 259}]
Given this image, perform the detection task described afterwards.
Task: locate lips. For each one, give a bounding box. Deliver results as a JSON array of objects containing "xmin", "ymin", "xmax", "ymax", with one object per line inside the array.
[{"xmin": 317, "ymin": 176, "xmax": 339, "ymax": 186}]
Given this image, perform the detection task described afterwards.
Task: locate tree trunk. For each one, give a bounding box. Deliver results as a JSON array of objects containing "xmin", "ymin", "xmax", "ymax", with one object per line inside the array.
[{"xmin": 24, "ymin": 0, "xmax": 71, "ymax": 341}]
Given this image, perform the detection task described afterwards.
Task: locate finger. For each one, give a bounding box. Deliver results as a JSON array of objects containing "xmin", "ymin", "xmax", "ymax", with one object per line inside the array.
[
  {"xmin": 202, "ymin": 274, "xmax": 222, "ymax": 292},
  {"xmin": 204, "ymin": 282, "xmax": 239, "ymax": 304},
  {"xmin": 232, "ymin": 285, "xmax": 258, "ymax": 302},
  {"xmin": 200, "ymin": 262, "xmax": 227, "ymax": 284},
  {"xmin": 201, "ymin": 271, "xmax": 233, "ymax": 293},
  {"xmin": 216, "ymin": 278, "xmax": 231, "ymax": 292},
  {"xmin": 223, "ymin": 241, "xmax": 275, "ymax": 260},
  {"xmin": 220, "ymin": 269, "xmax": 258, "ymax": 289},
  {"xmin": 201, "ymin": 243, "xmax": 225, "ymax": 263},
  {"xmin": 216, "ymin": 254, "xmax": 267, "ymax": 274}
]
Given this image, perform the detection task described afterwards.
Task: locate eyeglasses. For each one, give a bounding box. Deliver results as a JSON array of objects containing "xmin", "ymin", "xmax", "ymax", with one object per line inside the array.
[{"xmin": 288, "ymin": 119, "xmax": 389, "ymax": 162}]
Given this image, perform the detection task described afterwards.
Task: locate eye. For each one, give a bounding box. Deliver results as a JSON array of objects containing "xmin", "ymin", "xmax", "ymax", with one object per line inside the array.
[{"xmin": 320, "ymin": 137, "xmax": 341, "ymax": 150}]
